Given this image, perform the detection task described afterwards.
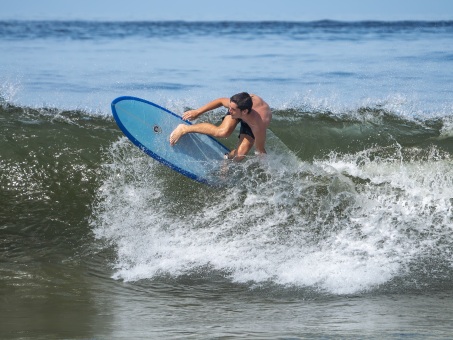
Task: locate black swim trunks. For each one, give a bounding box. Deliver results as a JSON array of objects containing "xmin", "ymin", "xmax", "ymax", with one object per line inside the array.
[
  {"xmin": 237, "ymin": 119, "xmax": 254, "ymax": 139},
  {"xmin": 223, "ymin": 113, "xmax": 255, "ymax": 139}
]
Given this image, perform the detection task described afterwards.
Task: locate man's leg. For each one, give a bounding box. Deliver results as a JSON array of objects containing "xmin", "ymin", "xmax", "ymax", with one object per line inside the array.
[{"xmin": 170, "ymin": 115, "xmax": 238, "ymax": 145}]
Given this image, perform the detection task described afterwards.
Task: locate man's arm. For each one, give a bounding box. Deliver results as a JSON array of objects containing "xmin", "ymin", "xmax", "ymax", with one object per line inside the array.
[
  {"xmin": 225, "ymin": 125, "xmax": 267, "ymax": 162},
  {"xmin": 226, "ymin": 134, "xmax": 254, "ymax": 162},
  {"xmin": 252, "ymin": 128, "xmax": 267, "ymax": 155},
  {"xmin": 182, "ymin": 97, "xmax": 229, "ymax": 121}
]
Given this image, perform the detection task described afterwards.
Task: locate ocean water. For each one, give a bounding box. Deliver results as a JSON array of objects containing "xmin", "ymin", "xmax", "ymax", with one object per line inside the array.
[{"xmin": 1, "ymin": 20, "xmax": 453, "ymax": 339}]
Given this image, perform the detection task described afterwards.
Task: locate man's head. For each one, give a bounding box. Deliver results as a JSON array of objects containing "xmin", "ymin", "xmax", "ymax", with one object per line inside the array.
[{"xmin": 230, "ymin": 92, "xmax": 253, "ymax": 115}]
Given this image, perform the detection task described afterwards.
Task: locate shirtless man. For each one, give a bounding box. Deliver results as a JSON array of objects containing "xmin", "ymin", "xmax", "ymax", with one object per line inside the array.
[{"xmin": 169, "ymin": 92, "xmax": 272, "ymax": 161}]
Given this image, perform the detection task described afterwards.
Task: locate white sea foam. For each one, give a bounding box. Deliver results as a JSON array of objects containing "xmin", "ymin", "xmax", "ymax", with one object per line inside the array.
[{"xmin": 92, "ymin": 136, "xmax": 453, "ymax": 295}]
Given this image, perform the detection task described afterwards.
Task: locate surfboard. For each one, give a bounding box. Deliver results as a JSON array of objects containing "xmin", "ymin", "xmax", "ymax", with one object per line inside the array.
[{"xmin": 111, "ymin": 96, "xmax": 230, "ymax": 184}]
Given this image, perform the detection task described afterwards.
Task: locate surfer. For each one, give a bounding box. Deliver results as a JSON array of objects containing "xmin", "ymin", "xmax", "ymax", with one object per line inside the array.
[{"xmin": 170, "ymin": 92, "xmax": 272, "ymax": 161}]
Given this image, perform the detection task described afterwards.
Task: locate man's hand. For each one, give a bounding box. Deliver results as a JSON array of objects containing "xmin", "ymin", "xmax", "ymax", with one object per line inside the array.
[{"xmin": 182, "ymin": 109, "xmax": 200, "ymax": 121}]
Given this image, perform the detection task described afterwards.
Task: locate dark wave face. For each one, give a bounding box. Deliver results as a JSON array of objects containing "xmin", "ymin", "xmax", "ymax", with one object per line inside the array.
[
  {"xmin": 271, "ymin": 107, "xmax": 453, "ymax": 160},
  {"xmin": 2, "ymin": 101, "xmax": 452, "ymax": 295},
  {"xmin": 1, "ymin": 103, "xmax": 117, "ymax": 267}
]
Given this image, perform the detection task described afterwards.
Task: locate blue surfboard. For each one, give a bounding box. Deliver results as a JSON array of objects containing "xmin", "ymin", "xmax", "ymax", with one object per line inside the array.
[{"xmin": 111, "ymin": 96, "xmax": 230, "ymax": 184}]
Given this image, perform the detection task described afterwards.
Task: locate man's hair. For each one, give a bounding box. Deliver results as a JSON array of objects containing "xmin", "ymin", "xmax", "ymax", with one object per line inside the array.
[{"xmin": 230, "ymin": 92, "xmax": 253, "ymax": 113}]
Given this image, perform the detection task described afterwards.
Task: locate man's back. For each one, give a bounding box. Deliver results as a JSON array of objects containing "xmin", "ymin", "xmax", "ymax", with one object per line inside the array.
[{"xmin": 251, "ymin": 94, "xmax": 272, "ymax": 127}]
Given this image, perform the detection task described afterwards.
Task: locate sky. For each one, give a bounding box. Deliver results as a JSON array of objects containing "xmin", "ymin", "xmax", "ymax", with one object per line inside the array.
[{"xmin": 0, "ymin": 0, "xmax": 452, "ymax": 21}]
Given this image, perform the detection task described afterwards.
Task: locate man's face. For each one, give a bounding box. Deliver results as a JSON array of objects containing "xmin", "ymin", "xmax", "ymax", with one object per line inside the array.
[{"xmin": 228, "ymin": 101, "xmax": 243, "ymax": 119}]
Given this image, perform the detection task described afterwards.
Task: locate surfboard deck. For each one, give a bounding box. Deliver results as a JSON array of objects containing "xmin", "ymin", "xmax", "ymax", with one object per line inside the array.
[{"xmin": 111, "ymin": 96, "xmax": 230, "ymax": 185}]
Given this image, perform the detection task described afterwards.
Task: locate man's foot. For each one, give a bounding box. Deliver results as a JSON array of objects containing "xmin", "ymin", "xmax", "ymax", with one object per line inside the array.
[{"xmin": 169, "ymin": 124, "xmax": 187, "ymax": 146}]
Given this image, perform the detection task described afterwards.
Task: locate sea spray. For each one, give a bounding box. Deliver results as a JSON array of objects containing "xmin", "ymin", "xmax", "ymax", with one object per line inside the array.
[{"xmin": 91, "ymin": 130, "xmax": 453, "ymax": 294}]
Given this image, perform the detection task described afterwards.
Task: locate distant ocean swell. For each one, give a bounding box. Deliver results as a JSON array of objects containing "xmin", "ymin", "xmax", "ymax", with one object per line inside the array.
[
  {"xmin": 2, "ymin": 20, "xmax": 453, "ymax": 40},
  {"xmin": 2, "ymin": 100, "xmax": 452, "ymax": 294}
]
